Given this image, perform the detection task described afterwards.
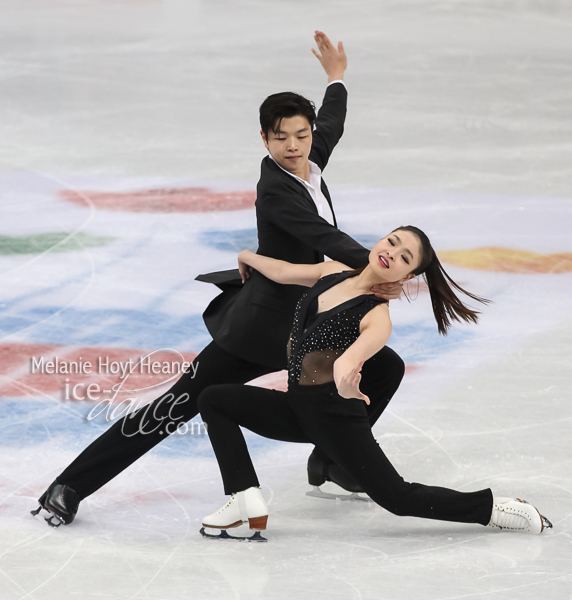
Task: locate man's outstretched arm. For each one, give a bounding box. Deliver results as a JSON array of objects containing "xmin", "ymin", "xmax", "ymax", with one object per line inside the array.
[
  {"xmin": 257, "ymin": 191, "xmax": 402, "ymax": 300},
  {"xmin": 309, "ymin": 32, "xmax": 402, "ymax": 300},
  {"xmin": 310, "ymin": 31, "xmax": 349, "ymax": 169}
]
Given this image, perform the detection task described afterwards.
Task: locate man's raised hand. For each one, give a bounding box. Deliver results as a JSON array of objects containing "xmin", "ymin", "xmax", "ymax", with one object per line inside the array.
[{"xmin": 311, "ymin": 30, "xmax": 347, "ymax": 82}]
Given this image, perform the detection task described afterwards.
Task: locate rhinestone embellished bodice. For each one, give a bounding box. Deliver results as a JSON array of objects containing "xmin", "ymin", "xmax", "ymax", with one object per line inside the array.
[{"xmin": 287, "ymin": 270, "xmax": 387, "ymax": 387}]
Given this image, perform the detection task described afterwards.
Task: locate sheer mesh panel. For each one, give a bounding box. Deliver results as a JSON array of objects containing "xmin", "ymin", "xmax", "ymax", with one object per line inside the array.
[
  {"xmin": 298, "ymin": 348, "xmax": 343, "ymax": 385},
  {"xmin": 286, "ymin": 271, "xmax": 387, "ymax": 388}
]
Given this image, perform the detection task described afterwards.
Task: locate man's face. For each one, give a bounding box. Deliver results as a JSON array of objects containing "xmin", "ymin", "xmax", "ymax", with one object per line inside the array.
[{"xmin": 260, "ymin": 115, "xmax": 313, "ymax": 176}]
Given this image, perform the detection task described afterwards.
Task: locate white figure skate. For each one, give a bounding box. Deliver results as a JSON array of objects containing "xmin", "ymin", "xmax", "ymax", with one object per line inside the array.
[
  {"xmin": 200, "ymin": 486, "xmax": 268, "ymax": 542},
  {"xmin": 488, "ymin": 497, "xmax": 553, "ymax": 534}
]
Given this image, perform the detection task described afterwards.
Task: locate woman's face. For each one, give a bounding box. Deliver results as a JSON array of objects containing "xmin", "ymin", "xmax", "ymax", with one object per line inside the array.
[{"xmin": 369, "ymin": 229, "xmax": 422, "ymax": 282}]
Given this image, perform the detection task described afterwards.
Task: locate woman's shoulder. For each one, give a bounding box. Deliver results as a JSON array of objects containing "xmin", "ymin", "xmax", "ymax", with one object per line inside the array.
[
  {"xmin": 316, "ymin": 264, "xmax": 353, "ymax": 282},
  {"xmin": 359, "ymin": 300, "xmax": 391, "ymax": 333}
]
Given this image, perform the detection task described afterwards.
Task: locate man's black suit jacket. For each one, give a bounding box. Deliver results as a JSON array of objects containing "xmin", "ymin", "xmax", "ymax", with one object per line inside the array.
[{"xmin": 196, "ymin": 82, "xmax": 370, "ymax": 370}]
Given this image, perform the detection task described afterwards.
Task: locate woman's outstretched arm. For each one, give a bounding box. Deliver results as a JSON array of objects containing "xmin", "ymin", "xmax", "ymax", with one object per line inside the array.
[
  {"xmin": 333, "ymin": 304, "xmax": 392, "ymax": 403},
  {"xmin": 238, "ymin": 249, "xmax": 348, "ymax": 287}
]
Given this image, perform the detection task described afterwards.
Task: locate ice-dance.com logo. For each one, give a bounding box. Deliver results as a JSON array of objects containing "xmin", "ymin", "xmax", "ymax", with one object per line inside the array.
[{"xmin": 30, "ymin": 349, "xmax": 207, "ymax": 436}]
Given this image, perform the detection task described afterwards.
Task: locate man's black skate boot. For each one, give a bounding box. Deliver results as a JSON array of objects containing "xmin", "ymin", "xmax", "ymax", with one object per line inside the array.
[
  {"xmin": 326, "ymin": 464, "xmax": 365, "ymax": 493},
  {"xmin": 307, "ymin": 450, "xmax": 328, "ymax": 486},
  {"xmin": 307, "ymin": 450, "xmax": 365, "ymax": 493},
  {"xmin": 31, "ymin": 481, "xmax": 80, "ymax": 527}
]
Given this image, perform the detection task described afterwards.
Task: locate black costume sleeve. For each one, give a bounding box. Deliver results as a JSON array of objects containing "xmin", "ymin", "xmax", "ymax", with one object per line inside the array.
[
  {"xmin": 256, "ymin": 189, "xmax": 369, "ymax": 269},
  {"xmin": 309, "ymin": 82, "xmax": 348, "ymax": 171}
]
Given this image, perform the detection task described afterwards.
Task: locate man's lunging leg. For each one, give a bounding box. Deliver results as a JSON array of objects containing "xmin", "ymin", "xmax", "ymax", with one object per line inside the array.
[{"xmin": 33, "ymin": 342, "xmax": 272, "ymax": 526}]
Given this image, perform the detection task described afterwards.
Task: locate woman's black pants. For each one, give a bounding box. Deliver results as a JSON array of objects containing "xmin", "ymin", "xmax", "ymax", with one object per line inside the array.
[
  {"xmin": 198, "ymin": 381, "xmax": 493, "ymax": 526},
  {"xmin": 57, "ymin": 341, "xmax": 405, "ymax": 499}
]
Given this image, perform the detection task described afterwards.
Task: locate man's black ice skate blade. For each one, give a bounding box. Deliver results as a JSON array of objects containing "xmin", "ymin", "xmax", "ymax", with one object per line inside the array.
[
  {"xmin": 30, "ymin": 482, "xmax": 80, "ymax": 527},
  {"xmin": 306, "ymin": 485, "xmax": 372, "ymax": 502},
  {"xmin": 200, "ymin": 527, "xmax": 267, "ymax": 542},
  {"xmin": 30, "ymin": 505, "xmax": 65, "ymax": 527}
]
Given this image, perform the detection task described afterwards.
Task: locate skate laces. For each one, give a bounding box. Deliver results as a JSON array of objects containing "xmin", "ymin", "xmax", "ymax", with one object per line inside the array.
[
  {"xmin": 492, "ymin": 506, "xmax": 528, "ymax": 530},
  {"xmin": 214, "ymin": 495, "xmax": 236, "ymax": 515},
  {"xmin": 490, "ymin": 499, "xmax": 532, "ymax": 531}
]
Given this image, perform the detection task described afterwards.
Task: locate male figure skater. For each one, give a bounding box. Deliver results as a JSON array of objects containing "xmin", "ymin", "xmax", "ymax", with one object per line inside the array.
[{"xmin": 33, "ymin": 31, "xmax": 405, "ymax": 527}]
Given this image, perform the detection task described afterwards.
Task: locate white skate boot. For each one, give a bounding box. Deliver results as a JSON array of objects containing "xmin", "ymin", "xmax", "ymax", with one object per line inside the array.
[
  {"xmin": 488, "ymin": 497, "xmax": 553, "ymax": 534},
  {"xmin": 200, "ymin": 486, "xmax": 268, "ymax": 542}
]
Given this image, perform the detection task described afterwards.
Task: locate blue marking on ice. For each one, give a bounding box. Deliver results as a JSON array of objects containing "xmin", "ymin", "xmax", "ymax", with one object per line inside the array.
[
  {"xmin": 389, "ymin": 323, "xmax": 472, "ymax": 363},
  {"xmin": 0, "ymin": 397, "xmax": 285, "ymax": 458},
  {"xmin": 0, "ymin": 306, "xmax": 211, "ymax": 350},
  {"xmin": 0, "ymin": 398, "xmax": 217, "ymax": 456},
  {"xmin": 198, "ymin": 228, "xmax": 258, "ymax": 253}
]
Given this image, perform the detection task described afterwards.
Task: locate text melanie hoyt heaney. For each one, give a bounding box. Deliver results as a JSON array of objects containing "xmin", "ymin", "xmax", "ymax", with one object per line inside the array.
[
  {"xmin": 31, "ymin": 355, "xmax": 197, "ymax": 379},
  {"xmin": 29, "ymin": 353, "xmax": 199, "ymax": 402}
]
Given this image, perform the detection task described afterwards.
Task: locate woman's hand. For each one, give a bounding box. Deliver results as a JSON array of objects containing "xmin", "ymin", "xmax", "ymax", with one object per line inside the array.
[
  {"xmin": 238, "ymin": 250, "xmax": 253, "ymax": 284},
  {"xmin": 333, "ymin": 358, "xmax": 370, "ymax": 405}
]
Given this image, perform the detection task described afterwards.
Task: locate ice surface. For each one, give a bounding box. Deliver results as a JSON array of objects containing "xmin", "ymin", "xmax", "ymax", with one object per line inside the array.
[{"xmin": 1, "ymin": 1, "xmax": 571, "ymax": 599}]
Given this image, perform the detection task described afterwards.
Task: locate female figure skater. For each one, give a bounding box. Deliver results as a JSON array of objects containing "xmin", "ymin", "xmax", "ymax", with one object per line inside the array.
[{"xmin": 197, "ymin": 226, "xmax": 552, "ymax": 541}]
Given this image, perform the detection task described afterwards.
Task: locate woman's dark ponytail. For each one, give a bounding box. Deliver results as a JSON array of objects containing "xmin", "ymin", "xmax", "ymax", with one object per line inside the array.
[{"xmin": 397, "ymin": 226, "xmax": 491, "ymax": 335}]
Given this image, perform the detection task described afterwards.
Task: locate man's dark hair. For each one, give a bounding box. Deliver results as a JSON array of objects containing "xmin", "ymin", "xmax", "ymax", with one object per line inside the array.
[{"xmin": 259, "ymin": 92, "xmax": 316, "ymax": 138}]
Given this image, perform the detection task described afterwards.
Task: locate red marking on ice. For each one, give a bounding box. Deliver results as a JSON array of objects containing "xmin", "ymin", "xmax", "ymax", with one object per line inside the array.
[
  {"xmin": 59, "ymin": 187, "xmax": 256, "ymax": 213},
  {"xmin": 127, "ymin": 490, "xmax": 194, "ymax": 505},
  {"xmin": 0, "ymin": 343, "xmax": 197, "ymax": 402},
  {"xmin": 0, "ymin": 342, "xmax": 59, "ymax": 396},
  {"xmin": 0, "ymin": 342, "xmax": 58, "ymax": 373}
]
